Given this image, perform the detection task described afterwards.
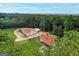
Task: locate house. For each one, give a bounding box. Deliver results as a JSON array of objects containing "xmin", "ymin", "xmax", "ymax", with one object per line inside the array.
[
  {"xmin": 40, "ymin": 34, "xmax": 57, "ymax": 46},
  {"xmin": 20, "ymin": 28, "xmax": 40, "ymax": 36}
]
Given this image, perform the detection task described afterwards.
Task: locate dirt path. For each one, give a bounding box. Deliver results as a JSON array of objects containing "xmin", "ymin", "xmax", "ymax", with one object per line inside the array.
[{"xmin": 14, "ymin": 29, "xmax": 44, "ymax": 42}]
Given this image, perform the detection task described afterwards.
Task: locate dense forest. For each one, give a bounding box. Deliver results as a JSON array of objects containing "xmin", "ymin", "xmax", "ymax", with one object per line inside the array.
[
  {"xmin": 0, "ymin": 13, "xmax": 79, "ymax": 36},
  {"xmin": 0, "ymin": 13, "xmax": 79, "ymax": 56}
]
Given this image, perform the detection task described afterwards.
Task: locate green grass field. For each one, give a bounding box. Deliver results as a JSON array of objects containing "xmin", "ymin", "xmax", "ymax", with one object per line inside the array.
[
  {"xmin": 0, "ymin": 29, "xmax": 79, "ymax": 56},
  {"xmin": 0, "ymin": 29, "xmax": 43, "ymax": 56}
]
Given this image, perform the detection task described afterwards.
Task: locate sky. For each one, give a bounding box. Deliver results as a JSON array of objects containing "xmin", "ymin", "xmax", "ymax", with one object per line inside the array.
[{"xmin": 0, "ymin": 3, "xmax": 79, "ymax": 14}]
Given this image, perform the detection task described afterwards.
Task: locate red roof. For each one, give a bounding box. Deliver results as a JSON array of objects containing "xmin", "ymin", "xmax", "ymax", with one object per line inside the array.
[
  {"xmin": 40, "ymin": 34, "xmax": 56, "ymax": 46},
  {"xmin": 21, "ymin": 28, "xmax": 33, "ymax": 33}
]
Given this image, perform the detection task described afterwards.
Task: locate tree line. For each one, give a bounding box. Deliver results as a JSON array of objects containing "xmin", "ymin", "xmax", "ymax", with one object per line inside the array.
[{"xmin": 0, "ymin": 13, "xmax": 79, "ymax": 36}]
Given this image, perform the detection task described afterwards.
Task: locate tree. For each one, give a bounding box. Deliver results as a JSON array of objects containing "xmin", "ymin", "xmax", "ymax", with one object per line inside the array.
[{"xmin": 52, "ymin": 25, "xmax": 63, "ymax": 37}]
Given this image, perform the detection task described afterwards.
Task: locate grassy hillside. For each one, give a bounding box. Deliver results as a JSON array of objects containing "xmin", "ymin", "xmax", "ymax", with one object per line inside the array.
[
  {"xmin": 0, "ymin": 29, "xmax": 79, "ymax": 56},
  {"xmin": 0, "ymin": 29, "xmax": 42, "ymax": 56}
]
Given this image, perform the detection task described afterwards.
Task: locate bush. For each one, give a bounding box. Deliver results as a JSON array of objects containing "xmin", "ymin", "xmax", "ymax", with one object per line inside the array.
[{"xmin": 43, "ymin": 31, "xmax": 79, "ymax": 56}]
